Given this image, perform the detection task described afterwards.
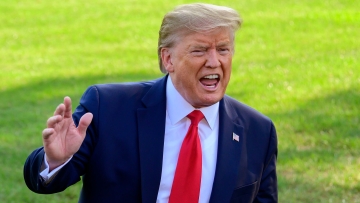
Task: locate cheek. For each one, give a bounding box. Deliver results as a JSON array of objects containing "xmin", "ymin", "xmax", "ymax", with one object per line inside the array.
[{"xmin": 222, "ymin": 60, "xmax": 232, "ymax": 74}]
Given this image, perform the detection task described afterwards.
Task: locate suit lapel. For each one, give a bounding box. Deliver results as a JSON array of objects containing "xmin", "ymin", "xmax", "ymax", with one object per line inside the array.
[
  {"xmin": 136, "ymin": 78, "xmax": 245, "ymax": 202},
  {"xmin": 137, "ymin": 76, "xmax": 168, "ymax": 203},
  {"xmin": 209, "ymin": 97, "xmax": 245, "ymax": 203}
]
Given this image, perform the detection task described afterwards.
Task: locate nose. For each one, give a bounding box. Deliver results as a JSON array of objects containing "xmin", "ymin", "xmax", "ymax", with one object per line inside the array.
[{"xmin": 205, "ymin": 49, "xmax": 221, "ymax": 68}]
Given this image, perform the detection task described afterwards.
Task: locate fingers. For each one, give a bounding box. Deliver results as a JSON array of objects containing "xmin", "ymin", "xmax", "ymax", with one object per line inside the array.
[
  {"xmin": 46, "ymin": 115, "xmax": 62, "ymax": 128},
  {"xmin": 77, "ymin": 113, "xmax": 93, "ymax": 136},
  {"xmin": 42, "ymin": 128, "xmax": 55, "ymax": 139},
  {"xmin": 63, "ymin": 96, "xmax": 72, "ymax": 118},
  {"xmin": 52, "ymin": 96, "xmax": 72, "ymax": 118},
  {"xmin": 54, "ymin": 103, "xmax": 65, "ymax": 116}
]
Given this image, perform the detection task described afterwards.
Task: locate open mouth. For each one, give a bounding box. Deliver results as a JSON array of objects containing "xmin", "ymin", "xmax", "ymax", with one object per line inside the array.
[{"xmin": 200, "ymin": 74, "xmax": 220, "ymax": 89}]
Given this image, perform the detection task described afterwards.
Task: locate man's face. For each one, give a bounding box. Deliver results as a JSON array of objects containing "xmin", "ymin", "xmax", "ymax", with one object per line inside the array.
[{"xmin": 162, "ymin": 28, "xmax": 234, "ymax": 108}]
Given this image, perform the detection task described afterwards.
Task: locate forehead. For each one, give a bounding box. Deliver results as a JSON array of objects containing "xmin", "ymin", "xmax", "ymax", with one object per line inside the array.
[{"xmin": 176, "ymin": 28, "xmax": 233, "ymax": 47}]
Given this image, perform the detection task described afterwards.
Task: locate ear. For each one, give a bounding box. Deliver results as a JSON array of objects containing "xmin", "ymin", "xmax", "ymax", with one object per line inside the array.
[{"xmin": 161, "ymin": 48, "xmax": 174, "ymax": 73}]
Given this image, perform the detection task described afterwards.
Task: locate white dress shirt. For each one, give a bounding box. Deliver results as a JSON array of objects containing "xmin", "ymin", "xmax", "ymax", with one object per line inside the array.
[
  {"xmin": 156, "ymin": 77, "xmax": 219, "ymax": 203},
  {"xmin": 41, "ymin": 77, "xmax": 220, "ymax": 203}
]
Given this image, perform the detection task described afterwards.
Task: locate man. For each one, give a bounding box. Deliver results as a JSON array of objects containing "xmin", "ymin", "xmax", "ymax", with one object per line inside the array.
[{"xmin": 24, "ymin": 3, "xmax": 278, "ymax": 203}]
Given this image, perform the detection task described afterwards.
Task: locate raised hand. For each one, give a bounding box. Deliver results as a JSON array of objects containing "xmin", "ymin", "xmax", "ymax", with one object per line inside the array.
[{"xmin": 42, "ymin": 96, "xmax": 93, "ymax": 171}]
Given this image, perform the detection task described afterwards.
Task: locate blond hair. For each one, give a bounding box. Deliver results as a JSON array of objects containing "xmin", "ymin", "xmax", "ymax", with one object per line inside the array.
[{"xmin": 158, "ymin": 3, "xmax": 242, "ymax": 73}]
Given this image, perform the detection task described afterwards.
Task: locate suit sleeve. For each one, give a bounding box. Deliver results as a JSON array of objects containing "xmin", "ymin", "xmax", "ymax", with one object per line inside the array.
[
  {"xmin": 254, "ymin": 122, "xmax": 278, "ymax": 203},
  {"xmin": 23, "ymin": 86, "xmax": 100, "ymax": 194}
]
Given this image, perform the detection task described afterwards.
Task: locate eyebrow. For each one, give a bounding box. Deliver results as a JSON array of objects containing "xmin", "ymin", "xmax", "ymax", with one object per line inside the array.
[
  {"xmin": 216, "ymin": 41, "xmax": 231, "ymax": 47},
  {"xmin": 189, "ymin": 41, "xmax": 231, "ymax": 50},
  {"xmin": 190, "ymin": 45, "xmax": 208, "ymax": 50}
]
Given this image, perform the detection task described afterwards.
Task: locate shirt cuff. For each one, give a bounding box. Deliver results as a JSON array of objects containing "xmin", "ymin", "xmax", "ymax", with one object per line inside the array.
[{"xmin": 39, "ymin": 154, "xmax": 72, "ymax": 182}]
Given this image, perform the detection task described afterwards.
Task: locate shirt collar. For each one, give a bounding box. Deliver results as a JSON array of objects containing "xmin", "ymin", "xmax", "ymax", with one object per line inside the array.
[{"xmin": 166, "ymin": 76, "xmax": 219, "ymax": 130}]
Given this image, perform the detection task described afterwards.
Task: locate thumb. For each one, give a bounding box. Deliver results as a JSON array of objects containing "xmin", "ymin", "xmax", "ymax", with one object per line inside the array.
[{"xmin": 77, "ymin": 113, "xmax": 93, "ymax": 136}]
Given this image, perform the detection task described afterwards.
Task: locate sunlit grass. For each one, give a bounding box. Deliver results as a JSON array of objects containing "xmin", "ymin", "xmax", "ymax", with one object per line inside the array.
[{"xmin": 0, "ymin": 0, "xmax": 359, "ymax": 202}]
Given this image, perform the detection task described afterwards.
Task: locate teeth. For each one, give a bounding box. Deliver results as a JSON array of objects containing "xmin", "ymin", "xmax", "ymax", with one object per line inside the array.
[{"xmin": 203, "ymin": 74, "xmax": 219, "ymax": 79}]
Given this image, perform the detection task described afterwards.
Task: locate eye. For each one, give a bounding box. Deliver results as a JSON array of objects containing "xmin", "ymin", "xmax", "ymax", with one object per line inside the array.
[
  {"xmin": 191, "ymin": 50, "xmax": 205, "ymax": 56},
  {"xmin": 218, "ymin": 48, "xmax": 230, "ymax": 55}
]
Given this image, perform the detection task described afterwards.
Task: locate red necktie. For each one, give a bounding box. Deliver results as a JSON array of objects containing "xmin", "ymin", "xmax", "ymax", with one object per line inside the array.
[{"xmin": 169, "ymin": 110, "xmax": 204, "ymax": 203}]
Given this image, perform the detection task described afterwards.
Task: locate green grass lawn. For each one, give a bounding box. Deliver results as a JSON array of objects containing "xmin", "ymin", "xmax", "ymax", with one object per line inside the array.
[{"xmin": 1, "ymin": 0, "xmax": 359, "ymax": 202}]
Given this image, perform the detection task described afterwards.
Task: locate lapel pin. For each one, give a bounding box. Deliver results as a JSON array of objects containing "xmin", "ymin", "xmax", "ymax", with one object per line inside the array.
[{"xmin": 233, "ymin": 133, "xmax": 239, "ymax": 142}]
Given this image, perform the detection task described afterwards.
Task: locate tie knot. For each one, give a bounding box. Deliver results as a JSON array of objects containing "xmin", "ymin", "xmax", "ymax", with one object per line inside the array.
[{"xmin": 187, "ymin": 110, "xmax": 204, "ymax": 126}]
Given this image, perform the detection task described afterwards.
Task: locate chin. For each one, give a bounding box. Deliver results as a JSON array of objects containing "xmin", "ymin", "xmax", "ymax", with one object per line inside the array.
[{"xmin": 197, "ymin": 96, "xmax": 223, "ymax": 107}]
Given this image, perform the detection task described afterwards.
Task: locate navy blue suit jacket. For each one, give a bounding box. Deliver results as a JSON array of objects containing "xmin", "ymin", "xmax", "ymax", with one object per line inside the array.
[{"xmin": 24, "ymin": 75, "xmax": 277, "ymax": 202}]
